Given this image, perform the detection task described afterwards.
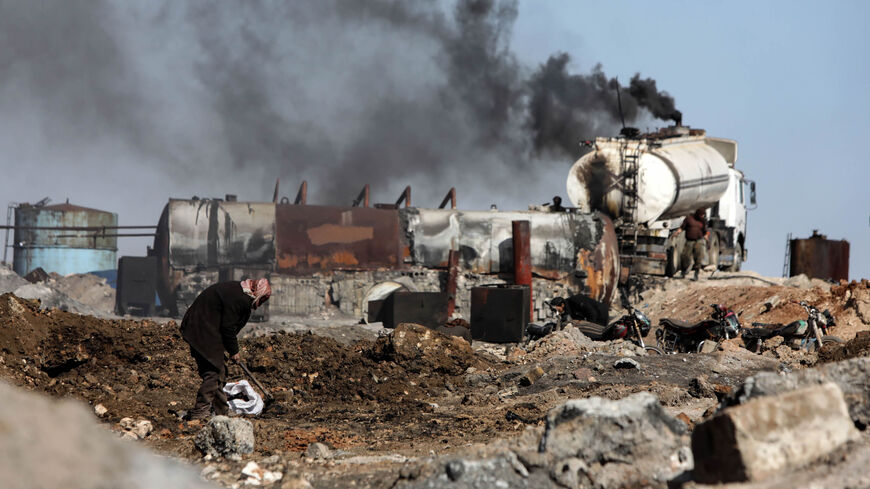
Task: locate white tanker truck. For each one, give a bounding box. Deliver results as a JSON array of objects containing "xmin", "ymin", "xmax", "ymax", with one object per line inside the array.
[{"xmin": 566, "ymin": 125, "xmax": 756, "ymax": 277}]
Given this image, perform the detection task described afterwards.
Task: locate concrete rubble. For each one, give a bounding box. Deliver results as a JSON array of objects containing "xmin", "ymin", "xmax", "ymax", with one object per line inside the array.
[
  {"xmin": 119, "ymin": 416, "xmax": 154, "ymax": 440},
  {"xmin": 693, "ymin": 382, "xmax": 859, "ymax": 483},
  {"xmin": 724, "ymin": 356, "xmax": 870, "ymax": 428},
  {"xmin": 408, "ymin": 392, "xmax": 692, "ymax": 489},
  {"xmin": 0, "ymin": 380, "xmax": 216, "ymax": 489},
  {"xmin": 194, "ymin": 416, "xmax": 255, "ymax": 461}
]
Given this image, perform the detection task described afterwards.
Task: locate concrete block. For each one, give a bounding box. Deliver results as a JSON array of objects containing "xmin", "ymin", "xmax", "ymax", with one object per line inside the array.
[{"xmin": 692, "ymin": 382, "xmax": 859, "ymax": 483}]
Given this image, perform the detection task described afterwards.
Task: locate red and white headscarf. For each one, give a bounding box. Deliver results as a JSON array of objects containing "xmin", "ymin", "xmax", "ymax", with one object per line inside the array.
[{"xmin": 241, "ymin": 278, "xmax": 272, "ymax": 309}]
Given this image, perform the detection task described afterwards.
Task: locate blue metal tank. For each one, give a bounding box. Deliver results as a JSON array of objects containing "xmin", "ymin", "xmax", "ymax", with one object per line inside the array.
[{"xmin": 13, "ymin": 202, "xmax": 118, "ymax": 276}]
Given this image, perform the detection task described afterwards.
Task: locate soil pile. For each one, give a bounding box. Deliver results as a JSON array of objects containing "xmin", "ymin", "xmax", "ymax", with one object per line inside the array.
[
  {"xmin": 0, "ymin": 293, "xmax": 506, "ymax": 457},
  {"xmin": 819, "ymin": 332, "xmax": 870, "ymax": 364}
]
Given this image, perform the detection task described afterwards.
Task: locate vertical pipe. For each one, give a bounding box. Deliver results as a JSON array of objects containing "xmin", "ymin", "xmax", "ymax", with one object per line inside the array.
[
  {"xmin": 512, "ymin": 220, "xmax": 532, "ymax": 321},
  {"xmin": 294, "ymin": 180, "xmax": 308, "ymax": 205},
  {"xmin": 446, "ymin": 249, "xmax": 459, "ymax": 317},
  {"xmin": 364, "ymin": 184, "xmax": 370, "ymax": 208}
]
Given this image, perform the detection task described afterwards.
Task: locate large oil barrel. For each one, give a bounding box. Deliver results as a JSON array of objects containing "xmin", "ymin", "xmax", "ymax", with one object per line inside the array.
[
  {"xmin": 13, "ymin": 202, "xmax": 117, "ymax": 276},
  {"xmin": 566, "ymin": 134, "xmax": 734, "ymax": 224}
]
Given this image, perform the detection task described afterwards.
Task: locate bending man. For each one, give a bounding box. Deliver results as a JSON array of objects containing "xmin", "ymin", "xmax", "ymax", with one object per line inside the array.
[{"xmin": 181, "ymin": 278, "xmax": 272, "ymax": 420}]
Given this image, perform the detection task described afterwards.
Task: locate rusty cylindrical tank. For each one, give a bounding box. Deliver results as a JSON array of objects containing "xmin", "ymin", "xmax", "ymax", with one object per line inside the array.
[
  {"xmin": 789, "ymin": 230, "xmax": 849, "ymax": 281},
  {"xmin": 13, "ymin": 202, "xmax": 118, "ymax": 276}
]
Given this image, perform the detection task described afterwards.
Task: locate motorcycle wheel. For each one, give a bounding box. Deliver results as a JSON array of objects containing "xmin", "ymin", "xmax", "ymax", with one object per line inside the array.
[
  {"xmin": 805, "ymin": 335, "xmax": 844, "ymax": 352},
  {"xmin": 644, "ymin": 346, "xmax": 664, "ymax": 355}
]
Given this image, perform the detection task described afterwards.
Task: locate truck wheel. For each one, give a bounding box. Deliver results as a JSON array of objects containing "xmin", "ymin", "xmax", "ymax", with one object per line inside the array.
[
  {"xmin": 730, "ymin": 243, "xmax": 743, "ymax": 272},
  {"xmin": 707, "ymin": 234, "xmax": 720, "ymax": 269},
  {"xmin": 665, "ymin": 236, "xmax": 683, "ymax": 277}
]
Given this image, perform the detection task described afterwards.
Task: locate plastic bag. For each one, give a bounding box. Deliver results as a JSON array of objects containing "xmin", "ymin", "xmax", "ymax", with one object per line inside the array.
[{"xmin": 222, "ymin": 379, "xmax": 264, "ymax": 416}]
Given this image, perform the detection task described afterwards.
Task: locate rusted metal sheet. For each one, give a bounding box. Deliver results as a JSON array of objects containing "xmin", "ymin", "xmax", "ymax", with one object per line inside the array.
[
  {"xmin": 166, "ymin": 199, "xmax": 275, "ymax": 269},
  {"xmin": 789, "ymin": 231, "xmax": 849, "ymax": 282},
  {"xmin": 512, "ymin": 220, "xmax": 533, "ymax": 320},
  {"xmin": 574, "ymin": 214, "xmax": 620, "ymax": 305},
  {"xmin": 275, "ymin": 204, "xmax": 401, "ymax": 274}
]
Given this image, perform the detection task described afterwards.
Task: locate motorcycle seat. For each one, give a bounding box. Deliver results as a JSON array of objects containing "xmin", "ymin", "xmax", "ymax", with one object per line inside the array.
[
  {"xmin": 659, "ymin": 318, "xmax": 708, "ymax": 331},
  {"xmin": 742, "ymin": 327, "xmax": 780, "ymax": 340},
  {"xmin": 744, "ymin": 321, "xmax": 803, "ymax": 339}
]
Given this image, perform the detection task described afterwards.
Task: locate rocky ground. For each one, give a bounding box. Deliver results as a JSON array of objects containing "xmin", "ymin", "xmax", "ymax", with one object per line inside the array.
[{"xmin": 0, "ymin": 268, "xmax": 869, "ymax": 488}]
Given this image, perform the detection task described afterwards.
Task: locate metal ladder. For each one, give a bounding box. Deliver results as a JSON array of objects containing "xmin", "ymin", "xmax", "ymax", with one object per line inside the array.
[{"xmin": 619, "ymin": 142, "xmax": 640, "ymax": 258}]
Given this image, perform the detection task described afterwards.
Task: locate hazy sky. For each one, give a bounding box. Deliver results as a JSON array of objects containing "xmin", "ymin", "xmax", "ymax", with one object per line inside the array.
[
  {"xmin": 1, "ymin": 1, "xmax": 867, "ymax": 279},
  {"xmin": 511, "ymin": 0, "xmax": 869, "ymax": 278}
]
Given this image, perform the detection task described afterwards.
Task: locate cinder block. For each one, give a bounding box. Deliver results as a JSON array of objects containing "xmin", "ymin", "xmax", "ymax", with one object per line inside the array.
[{"xmin": 692, "ymin": 382, "xmax": 859, "ymax": 483}]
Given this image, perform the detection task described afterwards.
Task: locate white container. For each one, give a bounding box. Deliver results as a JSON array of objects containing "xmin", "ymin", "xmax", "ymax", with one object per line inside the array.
[{"xmin": 566, "ymin": 134, "xmax": 735, "ymax": 225}]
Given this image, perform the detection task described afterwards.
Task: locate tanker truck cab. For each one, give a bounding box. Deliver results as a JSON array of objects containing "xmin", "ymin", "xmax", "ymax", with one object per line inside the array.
[{"xmin": 708, "ymin": 168, "xmax": 755, "ymax": 271}]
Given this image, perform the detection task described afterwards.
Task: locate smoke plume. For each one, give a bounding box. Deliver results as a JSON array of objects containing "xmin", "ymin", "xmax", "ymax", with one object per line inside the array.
[{"xmin": 0, "ymin": 0, "xmax": 682, "ymax": 210}]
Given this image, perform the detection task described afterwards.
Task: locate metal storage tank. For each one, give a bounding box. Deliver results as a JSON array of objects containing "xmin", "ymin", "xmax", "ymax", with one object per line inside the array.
[
  {"xmin": 789, "ymin": 230, "xmax": 849, "ymax": 282},
  {"xmin": 566, "ymin": 131, "xmax": 733, "ymax": 224},
  {"xmin": 13, "ymin": 202, "xmax": 118, "ymax": 276}
]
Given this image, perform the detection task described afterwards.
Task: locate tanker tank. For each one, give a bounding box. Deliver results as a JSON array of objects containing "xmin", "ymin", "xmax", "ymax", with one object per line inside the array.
[
  {"xmin": 566, "ymin": 128, "xmax": 735, "ymax": 224},
  {"xmin": 152, "ymin": 198, "xmax": 619, "ymax": 318}
]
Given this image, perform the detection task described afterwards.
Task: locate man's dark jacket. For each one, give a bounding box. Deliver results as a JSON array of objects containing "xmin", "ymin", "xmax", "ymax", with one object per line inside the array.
[
  {"xmin": 564, "ymin": 294, "xmax": 609, "ymax": 326},
  {"xmin": 680, "ymin": 214, "xmax": 707, "ymax": 241},
  {"xmin": 180, "ymin": 282, "xmax": 252, "ymax": 369}
]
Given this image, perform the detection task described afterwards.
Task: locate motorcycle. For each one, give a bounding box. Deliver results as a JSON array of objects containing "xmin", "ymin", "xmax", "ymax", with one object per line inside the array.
[
  {"xmin": 528, "ymin": 290, "xmax": 662, "ymax": 354},
  {"xmin": 742, "ymin": 300, "xmax": 843, "ymax": 353},
  {"xmin": 656, "ymin": 303, "xmax": 741, "ymax": 353}
]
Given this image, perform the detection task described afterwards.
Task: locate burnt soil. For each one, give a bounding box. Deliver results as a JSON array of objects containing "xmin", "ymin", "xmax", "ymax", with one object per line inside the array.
[{"xmin": 1, "ymin": 276, "xmax": 869, "ymax": 488}]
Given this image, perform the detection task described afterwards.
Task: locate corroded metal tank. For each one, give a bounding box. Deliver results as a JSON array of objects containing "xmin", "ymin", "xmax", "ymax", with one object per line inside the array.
[
  {"xmin": 401, "ymin": 208, "xmax": 619, "ymax": 304},
  {"xmin": 567, "ymin": 130, "xmax": 734, "ymax": 224},
  {"xmin": 153, "ymin": 198, "xmax": 620, "ymax": 312},
  {"xmin": 789, "ymin": 230, "xmax": 850, "ymax": 281},
  {"xmin": 13, "ymin": 202, "xmax": 118, "ymax": 276}
]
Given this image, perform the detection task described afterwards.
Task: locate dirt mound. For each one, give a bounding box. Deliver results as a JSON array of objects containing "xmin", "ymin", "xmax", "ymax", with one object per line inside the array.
[
  {"xmin": 368, "ymin": 322, "xmax": 484, "ymax": 375},
  {"xmin": 245, "ymin": 329, "xmax": 461, "ymax": 404},
  {"xmin": 818, "ymin": 332, "xmax": 870, "ymax": 364},
  {"xmin": 50, "ymin": 272, "xmax": 116, "ymax": 314},
  {"xmin": 0, "ymin": 294, "xmax": 506, "ymax": 457}
]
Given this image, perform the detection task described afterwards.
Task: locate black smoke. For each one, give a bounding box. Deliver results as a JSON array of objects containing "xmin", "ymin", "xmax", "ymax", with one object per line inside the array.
[{"xmin": 0, "ymin": 0, "xmax": 682, "ymax": 207}]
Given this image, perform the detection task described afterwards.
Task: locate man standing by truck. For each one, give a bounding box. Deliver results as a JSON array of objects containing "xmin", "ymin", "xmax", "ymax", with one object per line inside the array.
[
  {"xmin": 180, "ymin": 278, "xmax": 272, "ymax": 420},
  {"xmin": 675, "ymin": 208, "xmax": 709, "ymax": 280}
]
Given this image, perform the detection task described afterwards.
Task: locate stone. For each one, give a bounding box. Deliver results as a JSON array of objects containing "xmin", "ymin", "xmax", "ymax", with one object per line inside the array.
[
  {"xmin": 195, "ymin": 415, "xmax": 255, "ymax": 460},
  {"xmin": 613, "ymin": 358, "xmax": 640, "ymax": 369},
  {"xmin": 242, "ymin": 461, "xmax": 283, "ymax": 485},
  {"xmin": 549, "ymin": 457, "xmax": 589, "ymax": 488},
  {"xmin": 445, "ymin": 460, "xmax": 465, "ymax": 481},
  {"xmin": 132, "ymin": 420, "xmax": 153, "ymax": 439},
  {"xmin": 540, "ymin": 392, "xmax": 690, "ymax": 487},
  {"xmin": 93, "ymin": 403, "xmax": 107, "ymax": 417},
  {"xmin": 518, "ymin": 365, "xmax": 545, "ymax": 386},
  {"xmin": 725, "ymin": 356, "xmax": 870, "ymax": 428},
  {"xmin": 0, "ymin": 379, "xmax": 214, "ymax": 489},
  {"xmin": 693, "ymin": 382, "xmax": 859, "ymax": 483},
  {"xmin": 281, "ymin": 477, "xmax": 313, "ymax": 489},
  {"xmin": 304, "ymin": 442, "xmax": 331, "ymax": 460}
]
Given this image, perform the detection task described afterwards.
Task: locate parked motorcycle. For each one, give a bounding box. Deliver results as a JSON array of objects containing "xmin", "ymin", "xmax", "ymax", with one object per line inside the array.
[
  {"xmin": 656, "ymin": 303, "xmax": 741, "ymax": 353},
  {"xmin": 528, "ymin": 290, "xmax": 662, "ymax": 354},
  {"xmin": 742, "ymin": 300, "xmax": 843, "ymax": 353}
]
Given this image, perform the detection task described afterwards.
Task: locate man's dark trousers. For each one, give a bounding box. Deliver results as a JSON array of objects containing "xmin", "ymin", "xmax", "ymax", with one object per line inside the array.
[{"xmin": 190, "ymin": 347, "xmax": 228, "ymax": 417}]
